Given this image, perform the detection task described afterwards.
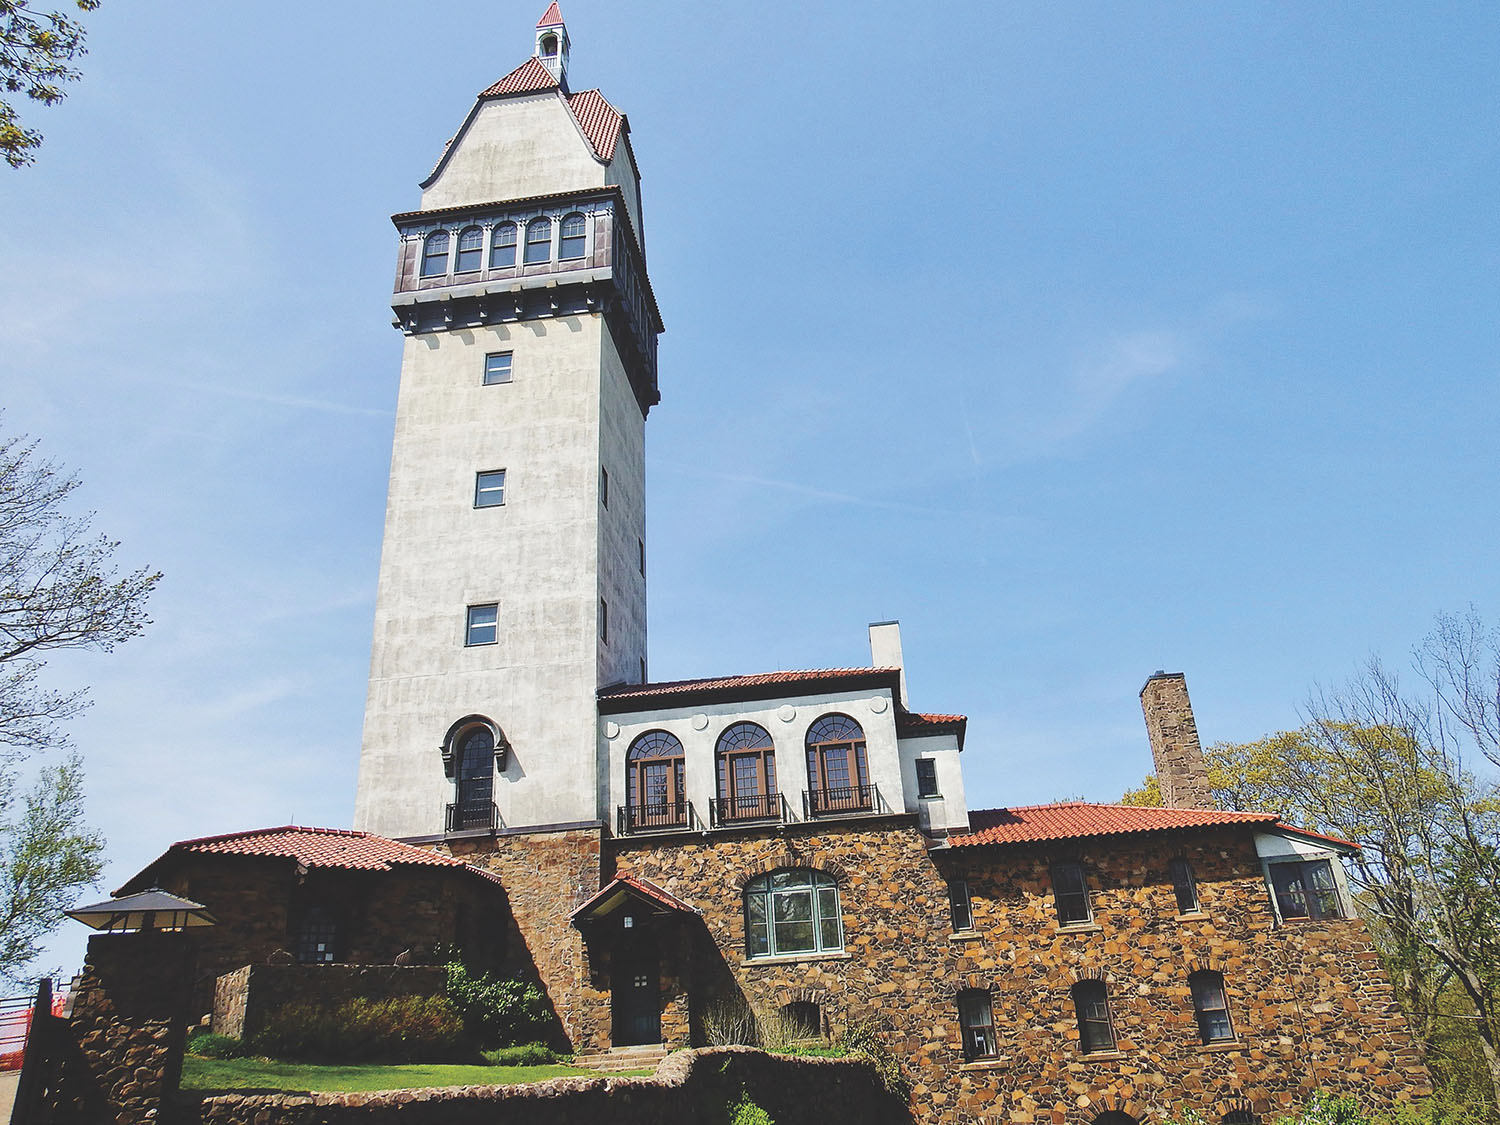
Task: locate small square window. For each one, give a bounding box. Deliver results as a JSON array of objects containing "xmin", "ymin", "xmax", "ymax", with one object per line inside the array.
[
  {"xmin": 601, "ymin": 466, "xmax": 609, "ymax": 508},
  {"xmin": 474, "ymin": 470, "xmax": 506, "ymax": 508},
  {"xmin": 948, "ymin": 880, "xmax": 973, "ymax": 932},
  {"xmin": 916, "ymin": 758, "xmax": 940, "ymax": 798},
  {"xmin": 599, "ymin": 598, "xmax": 608, "ymax": 644},
  {"xmin": 465, "ymin": 604, "xmax": 498, "ymax": 646},
  {"xmin": 483, "ymin": 352, "xmax": 513, "ymax": 385}
]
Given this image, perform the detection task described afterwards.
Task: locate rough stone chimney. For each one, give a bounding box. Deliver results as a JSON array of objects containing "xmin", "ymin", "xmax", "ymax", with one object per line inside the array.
[{"xmin": 1139, "ymin": 671, "xmax": 1213, "ymax": 810}]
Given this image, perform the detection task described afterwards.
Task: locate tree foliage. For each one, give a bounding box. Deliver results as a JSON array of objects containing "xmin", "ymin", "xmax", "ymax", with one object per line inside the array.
[{"xmin": 0, "ymin": 0, "xmax": 101, "ymax": 168}]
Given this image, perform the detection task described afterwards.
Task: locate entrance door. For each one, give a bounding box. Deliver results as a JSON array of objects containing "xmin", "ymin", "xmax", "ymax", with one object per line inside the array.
[{"xmin": 612, "ymin": 938, "xmax": 660, "ymax": 1046}]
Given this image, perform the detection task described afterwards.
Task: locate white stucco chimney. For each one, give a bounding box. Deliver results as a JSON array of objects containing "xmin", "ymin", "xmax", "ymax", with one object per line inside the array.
[{"xmin": 868, "ymin": 620, "xmax": 907, "ymax": 708}]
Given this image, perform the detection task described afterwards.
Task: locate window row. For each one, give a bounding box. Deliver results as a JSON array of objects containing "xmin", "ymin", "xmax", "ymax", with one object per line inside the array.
[
  {"xmin": 958, "ymin": 970, "xmax": 1238, "ymax": 1061},
  {"xmin": 621, "ymin": 715, "xmax": 879, "ymax": 832},
  {"xmin": 419, "ymin": 213, "xmax": 589, "ymax": 278}
]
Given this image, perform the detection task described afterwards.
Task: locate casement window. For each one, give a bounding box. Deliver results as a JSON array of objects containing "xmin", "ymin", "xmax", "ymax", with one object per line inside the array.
[
  {"xmin": 625, "ymin": 730, "xmax": 686, "ymax": 830},
  {"xmin": 453, "ymin": 725, "xmax": 496, "ymax": 830},
  {"xmin": 957, "ymin": 989, "xmax": 997, "ymax": 1060},
  {"xmin": 483, "ymin": 352, "xmax": 513, "ymax": 385},
  {"xmin": 1050, "ymin": 861, "xmax": 1092, "ymax": 926},
  {"xmin": 455, "ymin": 225, "xmax": 484, "ymax": 272},
  {"xmin": 295, "ymin": 905, "xmax": 339, "ymax": 964},
  {"xmin": 1189, "ymin": 970, "xmax": 1235, "ymax": 1043},
  {"xmin": 465, "ymin": 603, "xmax": 498, "ymax": 646},
  {"xmin": 916, "ymin": 758, "xmax": 940, "ymax": 798},
  {"xmin": 948, "ymin": 880, "xmax": 973, "ymax": 932},
  {"xmin": 715, "ymin": 722, "xmax": 778, "ymax": 822},
  {"xmin": 1170, "ymin": 857, "xmax": 1199, "ymax": 914},
  {"xmin": 559, "ymin": 211, "xmax": 587, "ymax": 260},
  {"xmin": 744, "ymin": 869, "xmax": 842, "ymax": 959},
  {"xmin": 420, "ymin": 230, "xmax": 450, "ymax": 277},
  {"xmin": 474, "ymin": 470, "xmax": 506, "ymax": 508},
  {"xmin": 1268, "ymin": 858, "xmax": 1344, "ymax": 921},
  {"xmin": 804, "ymin": 713, "xmax": 871, "ymax": 814},
  {"xmin": 489, "ymin": 222, "xmax": 517, "ymax": 269},
  {"xmin": 1071, "ymin": 980, "xmax": 1116, "ymax": 1054},
  {"xmin": 524, "ymin": 217, "xmax": 552, "ymax": 263}
]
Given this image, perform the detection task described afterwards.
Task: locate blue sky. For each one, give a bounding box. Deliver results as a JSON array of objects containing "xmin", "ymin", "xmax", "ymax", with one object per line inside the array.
[{"xmin": 2, "ymin": 1, "xmax": 1496, "ymax": 976}]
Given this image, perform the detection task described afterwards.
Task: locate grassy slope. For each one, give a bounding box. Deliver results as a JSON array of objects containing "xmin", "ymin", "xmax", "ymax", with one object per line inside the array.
[{"xmin": 181, "ymin": 1057, "xmax": 649, "ymax": 1093}]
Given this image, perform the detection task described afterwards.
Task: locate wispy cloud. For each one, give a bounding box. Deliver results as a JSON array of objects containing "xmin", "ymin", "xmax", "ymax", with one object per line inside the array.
[
  {"xmin": 151, "ymin": 378, "xmax": 395, "ymax": 419},
  {"xmin": 658, "ymin": 462, "xmax": 972, "ymax": 519}
]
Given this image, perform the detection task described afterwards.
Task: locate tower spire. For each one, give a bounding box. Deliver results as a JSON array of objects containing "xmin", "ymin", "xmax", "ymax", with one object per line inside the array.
[{"xmin": 535, "ymin": 3, "xmax": 569, "ymax": 88}]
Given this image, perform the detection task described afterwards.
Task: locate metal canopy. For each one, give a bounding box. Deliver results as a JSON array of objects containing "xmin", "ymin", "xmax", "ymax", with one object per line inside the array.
[{"xmin": 66, "ymin": 889, "xmax": 217, "ymax": 932}]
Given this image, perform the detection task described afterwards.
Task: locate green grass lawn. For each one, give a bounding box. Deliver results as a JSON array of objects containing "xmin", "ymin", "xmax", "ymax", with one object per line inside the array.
[{"xmin": 181, "ymin": 1056, "xmax": 649, "ymax": 1093}]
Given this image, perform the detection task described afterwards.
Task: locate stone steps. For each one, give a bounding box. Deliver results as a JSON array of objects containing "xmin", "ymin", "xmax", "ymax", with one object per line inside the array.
[{"xmin": 570, "ymin": 1044, "xmax": 670, "ymax": 1073}]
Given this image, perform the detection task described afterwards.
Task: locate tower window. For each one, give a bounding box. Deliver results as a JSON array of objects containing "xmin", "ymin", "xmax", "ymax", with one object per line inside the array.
[
  {"xmin": 421, "ymin": 230, "xmax": 450, "ymax": 278},
  {"xmin": 524, "ymin": 217, "xmax": 552, "ymax": 264},
  {"xmin": 916, "ymin": 758, "xmax": 940, "ymax": 798},
  {"xmin": 1190, "ymin": 971, "xmax": 1236, "ymax": 1043},
  {"xmin": 600, "ymin": 466, "xmax": 609, "ymax": 508},
  {"xmin": 465, "ymin": 604, "xmax": 498, "ymax": 646},
  {"xmin": 1050, "ymin": 861, "xmax": 1092, "ymax": 926},
  {"xmin": 540, "ymin": 33, "xmax": 558, "ymax": 57},
  {"xmin": 1170, "ymin": 858, "xmax": 1199, "ymax": 914},
  {"xmin": 948, "ymin": 880, "xmax": 973, "ymax": 931},
  {"xmin": 1071, "ymin": 980, "xmax": 1116, "ymax": 1054},
  {"xmin": 638, "ymin": 537, "xmax": 645, "ymax": 575},
  {"xmin": 490, "ymin": 222, "xmax": 517, "ymax": 269},
  {"xmin": 453, "ymin": 724, "xmax": 497, "ymax": 831},
  {"xmin": 455, "ymin": 226, "xmax": 484, "ymax": 273},
  {"xmin": 474, "ymin": 470, "xmax": 506, "ymax": 508},
  {"xmin": 599, "ymin": 598, "xmax": 608, "ymax": 643},
  {"xmin": 559, "ymin": 212, "xmax": 587, "ymax": 260},
  {"xmin": 956, "ymin": 989, "xmax": 996, "ymax": 1060},
  {"xmin": 483, "ymin": 352, "xmax": 513, "ymax": 385}
]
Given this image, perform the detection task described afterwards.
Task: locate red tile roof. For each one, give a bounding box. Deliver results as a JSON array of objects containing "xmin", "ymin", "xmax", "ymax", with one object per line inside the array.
[
  {"xmin": 480, "ymin": 57, "xmax": 558, "ymax": 98},
  {"xmin": 121, "ymin": 826, "xmax": 503, "ymax": 890},
  {"xmin": 567, "ymin": 89, "xmax": 624, "ymax": 162},
  {"xmin": 536, "ymin": 1, "xmax": 564, "ymax": 28},
  {"xmin": 570, "ymin": 876, "xmax": 700, "ymax": 922},
  {"xmin": 598, "ymin": 667, "xmax": 902, "ymax": 712},
  {"xmin": 948, "ymin": 802, "xmax": 1281, "ymax": 848}
]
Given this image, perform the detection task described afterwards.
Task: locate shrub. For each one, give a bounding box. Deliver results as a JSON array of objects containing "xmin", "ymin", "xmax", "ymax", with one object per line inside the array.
[
  {"xmin": 185, "ymin": 1031, "xmax": 246, "ymax": 1059},
  {"xmin": 726, "ymin": 1091, "xmax": 776, "ymax": 1125},
  {"xmin": 702, "ymin": 996, "xmax": 760, "ymax": 1047},
  {"xmin": 444, "ymin": 961, "xmax": 549, "ymax": 1047},
  {"xmin": 836, "ymin": 1017, "xmax": 909, "ymax": 1100},
  {"xmin": 482, "ymin": 1041, "xmax": 563, "ymax": 1066},
  {"xmin": 247, "ymin": 995, "xmax": 464, "ymax": 1062}
]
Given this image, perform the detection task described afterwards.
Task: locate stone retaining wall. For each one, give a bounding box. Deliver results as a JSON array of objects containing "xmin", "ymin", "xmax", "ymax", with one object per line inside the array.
[
  {"xmin": 175, "ymin": 1046, "xmax": 911, "ymax": 1124},
  {"xmin": 212, "ymin": 964, "xmax": 447, "ymax": 1040}
]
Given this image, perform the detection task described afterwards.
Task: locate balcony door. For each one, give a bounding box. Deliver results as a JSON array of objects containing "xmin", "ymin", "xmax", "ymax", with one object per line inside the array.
[{"xmin": 805, "ymin": 714, "xmax": 870, "ymax": 813}]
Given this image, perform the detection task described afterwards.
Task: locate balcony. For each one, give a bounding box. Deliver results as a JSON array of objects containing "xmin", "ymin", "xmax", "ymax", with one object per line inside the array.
[
  {"xmin": 446, "ymin": 801, "xmax": 499, "ymax": 833},
  {"xmin": 709, "ymin": 793, "xmax": 788, "ymax": 829},
  {"xmin": 803, "ymin": 783, "xmax": 880, "ymax": 819},
  {"xmin": 617, "ymin": 800, "xmax": 693, "ymax": 836}
]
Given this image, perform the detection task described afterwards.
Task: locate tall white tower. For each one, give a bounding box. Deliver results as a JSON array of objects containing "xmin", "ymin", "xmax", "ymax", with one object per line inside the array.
[{"xmin": 354, "ymin": 6, "xmax": 662, "ymax": 840}]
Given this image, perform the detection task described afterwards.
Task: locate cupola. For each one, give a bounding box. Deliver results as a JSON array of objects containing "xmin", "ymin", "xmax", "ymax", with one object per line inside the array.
[{"xmin": 534, "ymin": 2, "xmax": 570, "ymax": 88}]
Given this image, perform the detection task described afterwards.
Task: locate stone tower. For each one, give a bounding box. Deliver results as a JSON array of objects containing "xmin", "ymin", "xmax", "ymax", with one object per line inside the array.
[{"xmin": 354, "ymin": 6, "xmax": 662, "ymax": 840}]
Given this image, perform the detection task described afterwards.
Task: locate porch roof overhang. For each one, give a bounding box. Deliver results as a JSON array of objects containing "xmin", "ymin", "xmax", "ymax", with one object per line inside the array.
[{"xmin": 570, "ymin": 876, "xmax": 701, "ymax": 926}]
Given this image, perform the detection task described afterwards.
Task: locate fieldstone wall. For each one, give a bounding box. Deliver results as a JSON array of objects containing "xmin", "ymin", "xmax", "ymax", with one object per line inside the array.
[
  {"xmin": 212, "ymin": 964, "xmax": 447, "ymax": 1040},
  {"xmin": 176, "ymin": 1046, "xmax": 911, "ymax": 1124}
]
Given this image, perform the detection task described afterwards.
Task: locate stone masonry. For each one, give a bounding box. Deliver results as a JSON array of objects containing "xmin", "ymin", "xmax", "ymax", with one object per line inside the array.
[{"xmin": 1141, "ymin": 674, "xmax": 1213, "ymax": 811}]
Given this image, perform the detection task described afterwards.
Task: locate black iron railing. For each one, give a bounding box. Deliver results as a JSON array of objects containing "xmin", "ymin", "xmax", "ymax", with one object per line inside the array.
[
  {"xmin": 803, "ymin": 783, "xmax": 879, "ymax": 818},
  {"xmin": 446, "ymin": 802, "xmax": 499, "ymax": 833},
  {"xmin": 617, "ymin": 800, "xmax": 692, "ymax": 835},
  {"xmin": 709, "ymin": 793, "xmax": 787, "ymax": 828}
]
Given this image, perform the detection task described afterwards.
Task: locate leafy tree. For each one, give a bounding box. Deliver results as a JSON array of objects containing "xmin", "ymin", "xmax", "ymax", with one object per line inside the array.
[
  {"xmin": 0, "ymin": 423, "xmax": 158, "ymax": 982},
  {"xmin": 1, "ymin": 1, "xmax": 101, "ymax": 168}
]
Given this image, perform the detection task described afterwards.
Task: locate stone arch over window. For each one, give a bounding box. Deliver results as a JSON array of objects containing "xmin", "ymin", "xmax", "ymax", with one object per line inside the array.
[
  {"xmin": 524, "ymin": 216, "xmax": 552, "ymax": 264},
  {"xmin": 442, "ymin": 715, "xmax": 504, "ymax": 832},
  {"xmin": 1071, "ymin": 979, "xmax": 1116, "ymax": 1055},
  {"xmin": 420, "ymin": 230, "xmax": 450, "ymax": 277},
  {"xmin": 455, "ymin": 225, "xmax": 484, "ymax": 272},
  {"xmin": 1220, "ymin": 1108, "xmax": 1257, "ymax": 1125},
  {"xmin": 716, "ymin": 722, "xmax": 777, "ymax": 823},
  {"xmin": 625, "ymin": 730, "xmax": 686, "ymax": 830},
  {"xmin": 736, "ymin": 852, "xmax": 848, "ymax": 891},
  {"xmin": 804, "ymin": 713, "xmax": 870, "ymax": 814},
  {"xmin": 1090, "ymin": 1113, "xmax": 1141, "ymax": 1125},
  {"xmin": 490, "ymin": 222, "xmax": 518, "ymax": 269},
  {"xmin": 559, "ymin": 211, "xmax": 587, "ymax": 260},
  {"xmin": 743, "ymin": 869, "xmax": 842, "ymax": 959},
  {"xmin": 1083, "ymin": 1099, "xmax": 1145, "ymax": 1125}
]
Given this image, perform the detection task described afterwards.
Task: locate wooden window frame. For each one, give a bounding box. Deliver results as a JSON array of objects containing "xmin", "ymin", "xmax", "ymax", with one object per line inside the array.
[
  {"xmin": 1050, "ymin": 861, "xmax": 1093, "ymax": 926},
  {"xmin": 957, "ymin": 988, "xmax": 997, "ymax": 1060},
  {"xmin": 948, "ymin": 880, "xmax": 973, "ymax": 932},
  {"xmin": 1170, "ymin": 857, "xmax": 1199, "ymax": 914},
  {"xmin": 1189, "ymin": 970, "xmax": 1236, "ymax": 1043},
  {"xmin": 1071, "ymin": 979, "xmax": 1116, "ymax": 1054}
]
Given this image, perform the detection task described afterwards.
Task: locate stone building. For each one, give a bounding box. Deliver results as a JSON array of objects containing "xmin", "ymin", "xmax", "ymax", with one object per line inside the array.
[{"xmin": 149, "ymin": 7, "xmax": 1431, "ymax": 1124}]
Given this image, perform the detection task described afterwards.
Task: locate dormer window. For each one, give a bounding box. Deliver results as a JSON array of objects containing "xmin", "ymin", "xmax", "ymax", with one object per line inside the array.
[
  {"xmin": 421, "ymin": 230, "xmax": 450, "ymax": 278},
  {"xmin": 524, "ymin": 217, "xmax": 552, "ymax": 264}
]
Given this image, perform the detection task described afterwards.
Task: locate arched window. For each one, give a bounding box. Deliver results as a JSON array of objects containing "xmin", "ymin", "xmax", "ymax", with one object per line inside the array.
[
  {"xmin": 540, "ymin": 33, "xmax": 558, "ymax": 57},
  {"xmin": 420, "ymin": 230, "xmax": 450, "ymax": 277},
  {"xmin": 296, "ymin": 905, "xmax": 339, "ymax": 964},
  {"xmin": 453, "ymin": 725, "xmax": 497, "ymax": 831},
  {"xmin": 805, "ymin": 714, "xmax": 870, "ymax": 814},
  {"xmin": 956, "ymin": 988, "xmax": 996, "ymax": 1060},
  {"xmin": 559, "ymin": 212, "xmax": 587, "ymax": 260},
  {"xmin": 1190, "ymin": 970, "xmax": 1235, "ymax": 1043},
  {"xmin": 455, "ymin": 226, "xmax": 484, "ymax": 272},
  {"xmin": 1093, "ymin": 1115, "xmax": 1141, "ymax": 1125},
  {"xmin": 744, "ymin": 869, "xmax": 842, "ymax": 958},
  {"xmin": 1071, "ymin": 980, "xmax": 1116, "ymax": 1054},
  {"xmin": 524, "ymin": 217, "xmax": 552, "ymax": 264},
  {"xmin": 715, "ymin": 722, "xmax": 777, "ymax": 823},
  {"xmin": 781, "ymin": 1001, "xmax": 821, "ymax": 1040},
  {"xmin": 625, "ymin": 730, "xmax": 686, "ymax": 831},
  {"xmin": 1222, "ymin": 1112, "xmax": 1256, "ymax": 1125},
  {"xmin": 490, "ymin": 222, "xmax": 517, "ymax": 269}
]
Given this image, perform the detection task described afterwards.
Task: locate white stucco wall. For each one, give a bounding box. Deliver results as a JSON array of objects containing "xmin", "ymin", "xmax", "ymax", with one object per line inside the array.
[
  {"xmin": 355, "ymin": 314, "xmax": 628, "ymax": 838},
  {"xmin": 896, "ymin": 734, "xmax": 969, "ymax": 834},
  {"xmin": 421, "ymin": 93, "xmax": 606, "ymax": 211}
]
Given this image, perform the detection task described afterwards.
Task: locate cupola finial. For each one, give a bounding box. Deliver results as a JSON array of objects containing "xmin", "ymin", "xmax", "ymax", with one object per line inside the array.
[{"xmin": 535, "ymin": 3, "xmax": 569, "ymax": 88}]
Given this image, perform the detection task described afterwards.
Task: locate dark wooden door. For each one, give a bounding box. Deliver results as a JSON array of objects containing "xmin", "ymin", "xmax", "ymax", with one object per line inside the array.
[{"xmin": 612, "ymin": 937, "xmax": 660, "ymax": 1046}]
